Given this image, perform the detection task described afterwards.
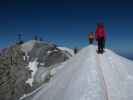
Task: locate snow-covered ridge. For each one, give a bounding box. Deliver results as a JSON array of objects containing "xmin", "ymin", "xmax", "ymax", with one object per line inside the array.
[{"xmin": 21, "ymin": 45, "xmax": 133, "ymax": 100}]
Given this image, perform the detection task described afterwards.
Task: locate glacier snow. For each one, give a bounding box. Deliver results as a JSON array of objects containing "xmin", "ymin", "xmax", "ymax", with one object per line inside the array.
[{"xmin": 21, "ymin": 45, "xmax": 133, "ymax": 100}]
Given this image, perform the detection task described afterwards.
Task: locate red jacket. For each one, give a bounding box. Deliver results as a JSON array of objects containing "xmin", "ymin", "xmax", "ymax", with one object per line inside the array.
[{"xmin": 95, "ymin": 25, "xmax": 106, "ymax": 39}]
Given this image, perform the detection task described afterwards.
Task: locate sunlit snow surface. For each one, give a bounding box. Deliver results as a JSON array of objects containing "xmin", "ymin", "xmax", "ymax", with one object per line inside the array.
[
  {"xmin": 22, "ymin": 45, "xmax": 133, "ymax": 100},
  {"xmin": 26, "ymin": 59, "xmax": 39, "ymax": 86}
]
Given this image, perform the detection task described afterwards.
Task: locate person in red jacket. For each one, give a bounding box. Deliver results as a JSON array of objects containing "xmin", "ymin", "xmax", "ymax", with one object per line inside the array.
[{"xmin": 95, "ymin": 23, "xmax": 106, "ymax": 54}]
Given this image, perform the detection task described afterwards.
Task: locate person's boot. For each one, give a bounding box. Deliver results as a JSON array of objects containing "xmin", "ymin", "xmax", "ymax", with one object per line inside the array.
[
  {"xmin": 100, "ymin": 49, "xmax": 104, "ymax": 54},
  {"xmin": 97, "ymin": 49, "xmax": 101, "ymax": 54}
]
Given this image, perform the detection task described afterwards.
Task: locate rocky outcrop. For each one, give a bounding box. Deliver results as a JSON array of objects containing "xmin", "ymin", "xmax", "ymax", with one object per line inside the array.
[
  {"xmin": 28, "ymin": 41, "xmax": 69, "ymax": 67},
  {"xmin": 0, "ymin": 40, "xmax": 72, "ymax": 100},
  {"xmin": 0, "ymin": 45, "xmax": 31, "ymax": 100}
]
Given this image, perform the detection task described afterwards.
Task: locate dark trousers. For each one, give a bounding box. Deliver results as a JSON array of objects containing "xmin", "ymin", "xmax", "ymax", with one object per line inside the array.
[{"xmin": 97, "ymin": 37, "xmax": 105, "ymax": 53}]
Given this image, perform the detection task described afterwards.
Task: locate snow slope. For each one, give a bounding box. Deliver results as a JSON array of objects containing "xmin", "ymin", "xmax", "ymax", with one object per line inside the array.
[
  {"xmin": 25, "ymin": 59, "xmax": 39, "ymax": 86},
  {"xmin": 21, "ymin": 45, "xmax": 133, "ymax": 100}
]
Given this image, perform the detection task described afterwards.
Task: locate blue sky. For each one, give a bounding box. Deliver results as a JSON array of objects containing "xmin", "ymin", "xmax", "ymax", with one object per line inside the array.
[{"xmin": 0, "ymin": 0, "xmax": 133, "ymax": 55}]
